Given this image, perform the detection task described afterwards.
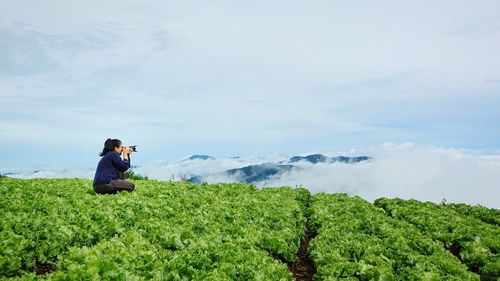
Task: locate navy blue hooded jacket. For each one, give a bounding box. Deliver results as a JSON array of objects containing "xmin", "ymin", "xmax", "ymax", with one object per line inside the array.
[{"xmin": 93, "ymin": 151, "xmax": 130, "ymax": 186}]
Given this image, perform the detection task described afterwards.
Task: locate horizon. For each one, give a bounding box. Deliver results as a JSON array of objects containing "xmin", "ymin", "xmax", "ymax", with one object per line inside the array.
[{"xmin": 2, "ymin": 143, "xmax": 500, "ymax": 209}]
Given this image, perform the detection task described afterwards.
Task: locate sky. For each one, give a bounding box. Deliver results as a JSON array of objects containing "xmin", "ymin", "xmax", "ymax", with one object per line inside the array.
[{"xmin": 1, "ymin": 2, "xmax": 500, "ymax": 164}]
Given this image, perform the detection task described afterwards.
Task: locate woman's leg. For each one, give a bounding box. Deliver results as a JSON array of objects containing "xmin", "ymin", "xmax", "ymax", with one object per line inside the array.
[
  {"xmin": 109, "ymin": 179, "xmax": 135, "ymax": 192},
  {"xmin": 93, "ymin": 180, "xmax": 135, "ymax": 194},
  {"xmin": 93, "ymin": 184, "xmax": 119, "ymax": 194}
]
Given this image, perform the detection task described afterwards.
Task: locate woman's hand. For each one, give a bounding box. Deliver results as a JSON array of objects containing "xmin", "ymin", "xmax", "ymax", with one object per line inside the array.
[
  {"xmin": 123, "ymin": 147, "xmax": 133, "ymax": 155},
  {"xmin": 122, "ymin": 147, "xmax": 131, "ymax": 160}
]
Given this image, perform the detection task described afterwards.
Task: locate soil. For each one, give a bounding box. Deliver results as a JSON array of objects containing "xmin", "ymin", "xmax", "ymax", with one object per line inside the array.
[
  {"xmin": 35, "ymin": 262, "xmax": 56, "ymax": 275},
  {"xmin": 446, "ymin": 241, "xmax": 482, "ymax": 277},
  {"xmin": 288, "ymin": 229, "xmax": 317, "ymax": 281}
]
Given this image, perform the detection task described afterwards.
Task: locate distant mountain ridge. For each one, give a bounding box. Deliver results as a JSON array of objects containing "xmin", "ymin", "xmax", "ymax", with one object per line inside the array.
[
  {"xmin": 183, "ymin": 155, "xmax": 215, "ymax": 161},
  {"xmin": 225, "ymin": 164, "xmax": 297, "ymax": 184},
  {"xmin": 188, "ymin": 154, "xmax": 370, "ymax": 184},
  {"xmin": 288, "ymin": 154, "xmax": 370, "ymax": 164}
]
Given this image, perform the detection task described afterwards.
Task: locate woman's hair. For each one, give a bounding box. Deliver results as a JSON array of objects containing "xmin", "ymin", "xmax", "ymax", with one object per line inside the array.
[{"xmin": 99, "ymin": 138, "xmax": 122, "ymax": 157}]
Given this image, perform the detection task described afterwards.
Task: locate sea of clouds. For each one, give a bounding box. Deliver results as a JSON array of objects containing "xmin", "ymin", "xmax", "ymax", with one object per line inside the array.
[{"xmin": 2, "ymin": 143, "xmax": 499, "ymax": 209}]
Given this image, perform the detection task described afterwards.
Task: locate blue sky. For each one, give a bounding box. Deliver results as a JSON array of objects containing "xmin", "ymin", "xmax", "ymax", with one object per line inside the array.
[{"xmin": 1, "ymin": 0, "xmax": 500, "ymax": 168}]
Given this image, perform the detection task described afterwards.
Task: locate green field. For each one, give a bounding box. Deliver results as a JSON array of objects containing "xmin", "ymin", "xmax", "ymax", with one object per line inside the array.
[{"xmin": 1, "ymin": 178, "xmax": 499, "ymax": 280}]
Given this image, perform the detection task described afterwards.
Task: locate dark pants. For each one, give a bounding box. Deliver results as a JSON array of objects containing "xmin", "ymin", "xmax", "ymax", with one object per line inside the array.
[
  {"xmin": 94, "ymin": 180, "xmax": 135, "ymax": 194},
  {"xmin": 93, "ymin": 171, "xmax": 135, "ymax": 194}
]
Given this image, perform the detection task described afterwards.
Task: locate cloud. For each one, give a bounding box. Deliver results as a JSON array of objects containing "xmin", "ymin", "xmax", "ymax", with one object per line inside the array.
[
  {"xmin": 135, "ymin": 154, "xmax": 289, "ymax": 181},
  {"xmin": 485, "ymin": 78, "xmax": 500, "ymax": 83},
  {"xmin": 1, "ymin": 165, "xmax": 95, "ymax": 179},
  {"xmin": 133, "ymin": 144, "xmax": 500, "ymax": 208},
  {"xmin": 262, "ymin": 144, "xmax": 500, "ymax": 208}
]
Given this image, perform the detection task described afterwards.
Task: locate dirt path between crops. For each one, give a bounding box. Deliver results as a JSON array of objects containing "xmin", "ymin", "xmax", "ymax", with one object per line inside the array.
[
  {"xmin": 35, "ymin": 261, "xmax": 56, "ymax": 275},
  {"xmin": 288, "ymin": 198, "xmax": 317, "ymax": 281},
  {"xmin": 288, "ymin": 229, "xmax": 317, "ymax": 281}
]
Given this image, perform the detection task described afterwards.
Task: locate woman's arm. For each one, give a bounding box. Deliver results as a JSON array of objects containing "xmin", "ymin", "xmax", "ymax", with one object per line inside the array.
[{"xmin": 112, "ymin": 150, "xmax": 131, "ymax": 172}]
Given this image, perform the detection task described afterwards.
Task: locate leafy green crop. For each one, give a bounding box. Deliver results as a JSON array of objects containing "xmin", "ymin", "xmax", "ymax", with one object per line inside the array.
[
  {"xmin": 442, "ymin": 202, "xmax": 500, "ymax": 227},
  {"xmin": 375, "ymin": 198, "xmax": 500, "ymax": 280},
  {"xmin": 309, "ymin": 194, "xmax": 479, "ymax": 280},
  {"xmin": 1, "ymin": 178, "xmax": 498, "ymax": 280},
  {"xmin": 1, "ymin": 178, "xmax": 307, "ymax": 280}
]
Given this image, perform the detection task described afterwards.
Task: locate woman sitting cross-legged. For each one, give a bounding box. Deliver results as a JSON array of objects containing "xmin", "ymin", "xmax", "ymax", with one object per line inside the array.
[{"xmin": 93, "ymin": 138, "xmax": 135, "ymax": 194}]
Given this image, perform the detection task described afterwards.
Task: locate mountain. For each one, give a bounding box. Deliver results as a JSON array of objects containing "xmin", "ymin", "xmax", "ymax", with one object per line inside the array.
[
  {"xmin": 225, "ymin": 164, "xmax": 298, "ymax": 183},
  {"xmin": 188, "ymin": 163, "xmax": 298, "ymax": 184},
  {"xmin": 188, "ymin": 154, "xmax": 370, "ymax": 184},
  {"xmin": 288, "ymin": 154, "xmax": 370, "ymax": 164},
  {"xmin": 289, "ymin": 154, "xmax": 328, "ymax": 164},
  {"xmin": 183, "ymin": 155, "xmax": 215, "ymax": 161}
]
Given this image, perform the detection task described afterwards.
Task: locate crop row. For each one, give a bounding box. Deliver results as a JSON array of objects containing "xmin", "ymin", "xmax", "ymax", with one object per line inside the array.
[
  {"xmin": 441, "ymin": 202, "xmax": 500, "ymax": 227},
  {"xmin": 374, "ymin": 198, "xmax": 500, "ymax": 280},
  {"xmin": 1, "ymin": 178, "xmax": 309, "ymax": 280},
  {"xmin": 308, "ymin": 193, "xmax": 479, "ymax": 280}
]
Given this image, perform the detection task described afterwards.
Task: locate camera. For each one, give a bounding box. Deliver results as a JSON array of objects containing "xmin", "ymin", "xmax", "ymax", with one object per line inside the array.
[{"xmin": 125, "ymin": 145, "xmax": 137, "ymax": 152}]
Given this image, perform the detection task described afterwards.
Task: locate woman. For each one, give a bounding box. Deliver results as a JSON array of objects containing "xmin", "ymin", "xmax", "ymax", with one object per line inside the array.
[{"xmin": 93, "ymin": 138, "xmax": 135, "ymax": 194}]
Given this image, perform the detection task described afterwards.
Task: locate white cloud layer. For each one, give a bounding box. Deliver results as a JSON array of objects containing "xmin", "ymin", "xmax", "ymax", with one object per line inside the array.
[{"xmin": 262, "ymin": 143, "xmax": 500, "ymax": 208}]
